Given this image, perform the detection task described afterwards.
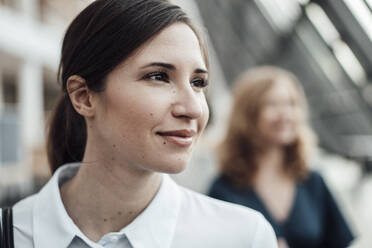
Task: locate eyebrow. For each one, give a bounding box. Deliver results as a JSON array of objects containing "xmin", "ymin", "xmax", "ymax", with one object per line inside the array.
[{"xmin": 140, "ymin": 62, "xmax": 208, "ymax": 74}]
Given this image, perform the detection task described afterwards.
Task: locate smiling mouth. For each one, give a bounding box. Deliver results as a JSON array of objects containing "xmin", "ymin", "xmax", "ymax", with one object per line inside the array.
[{"xmin": 156, "ymin": 130, "xmax": 196, "ymax": 147}]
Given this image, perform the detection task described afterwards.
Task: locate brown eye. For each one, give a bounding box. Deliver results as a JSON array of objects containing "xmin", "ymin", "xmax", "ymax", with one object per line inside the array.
[
  {"xmin": 143, "ymin": 71, "xmax": 170, "ymax": 83},
  {"xmin": 191, "ymin": 78, "xmax": 208, "ymax": 88}
]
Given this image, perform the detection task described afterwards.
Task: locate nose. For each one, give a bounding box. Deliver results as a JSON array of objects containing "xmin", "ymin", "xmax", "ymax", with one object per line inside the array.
[
  {"xmin": 276, "ymin": 103, "xmax": 296, "ymax": 121},
  {"xmin": 171, "ymin": 86, "xmax": 203, "ymax": 120}
]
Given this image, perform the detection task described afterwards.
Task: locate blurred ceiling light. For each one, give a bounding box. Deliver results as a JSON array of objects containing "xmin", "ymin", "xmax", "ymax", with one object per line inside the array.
[
  {"xmin": 295, "ymin": 26, "xmax": 343, "ymax": 89},
  {"xmin": 362, "ymin": 84, "xmax": 372, "ymax": 107},
  {"xmin": 306, "ymin": 3, "xmax": 366, "ymax": 87},
  {"xmin": 366, "ymin": 0, "xmax": 372, "ymax": 9},
  {"xmin": 343, "ymin": 0, "xmax": 372, "ymax": 42},
  {"xmin": 255, "ymin": 0, "xmax": 301, "ymax": 32},
  {"xmin": 295, "ymin": 0, "xmax": 310, "ymax": 5},
  {"xmin": 305, "ymin": 3, "xmax": 340, "ymax": 45},
  {"xmin": 332, "ymin": 40, "xmax": 367, "ymax": 87}
]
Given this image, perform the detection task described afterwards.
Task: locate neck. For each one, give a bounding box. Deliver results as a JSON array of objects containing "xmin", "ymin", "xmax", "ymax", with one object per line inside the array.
[
  {"xmin": 60, "ymin": 144, "xmax": 162, "ymax": 242},
  {"xmin": 256, "ymin": 145, "xmax": 285, "ymax": 176}
]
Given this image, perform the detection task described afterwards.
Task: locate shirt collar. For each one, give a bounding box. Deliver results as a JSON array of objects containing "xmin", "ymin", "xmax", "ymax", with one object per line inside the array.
[
  {"xmin": 33, "ymin": 163, "xmax": 85, "ymax": 248},
  {"xmin": 123, "ymin": 173, "xmax": 181, "ymax": 248},
  {"xmin": 33, "ymin": 163, "xmax": 182, "ymax": 248}
]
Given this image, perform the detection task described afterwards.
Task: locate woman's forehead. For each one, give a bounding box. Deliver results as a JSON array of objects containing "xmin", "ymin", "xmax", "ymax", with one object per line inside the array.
[
  {"xmin": 125, "ymin": 23, "xmax": 206, "ymax": 70},
  {"xmin": 267, "ymin": 78, "xmax": 299, "ymax": 96}
]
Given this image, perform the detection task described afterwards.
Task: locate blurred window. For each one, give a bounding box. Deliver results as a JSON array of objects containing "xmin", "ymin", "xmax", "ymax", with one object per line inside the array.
[
  {"xmin": 42, "ymin": 67, "xmax": 59, "ymax": 115},
  {"xmin": 0, "ymin": 73, "xmax": 20, "ymax": 165},
  {"xmin": 2, "ymin": 73, "xmax": 17, "ymax": 105},
  {"xmin": 39, "ymin": 0, "xmax": 88, "ymax": 27},
  {"xmin": 0, "ymin": 110, "xmax": 21, "ymax": 165}
]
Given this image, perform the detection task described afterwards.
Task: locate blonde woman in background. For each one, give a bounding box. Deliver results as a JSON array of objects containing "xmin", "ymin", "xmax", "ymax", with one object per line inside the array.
[{"xmin": 208, "ymin": 66, "xmax": 354, "ymax": 248}]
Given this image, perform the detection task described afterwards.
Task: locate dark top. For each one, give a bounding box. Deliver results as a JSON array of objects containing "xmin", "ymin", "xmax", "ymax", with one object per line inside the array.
[{"xmin": 208, "ymin": 171, "xmax": 354, "ymax": 248}]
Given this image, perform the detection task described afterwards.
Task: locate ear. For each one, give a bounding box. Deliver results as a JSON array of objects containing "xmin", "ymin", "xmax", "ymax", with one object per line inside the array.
[{"xmin": 66, "ymin": 75, "xmax": 95, "ymax": 118}]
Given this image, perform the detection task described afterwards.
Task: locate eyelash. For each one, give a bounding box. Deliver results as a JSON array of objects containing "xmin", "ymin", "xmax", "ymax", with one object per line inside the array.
[
  {"xmin": 191, "ymin": 78, "xmax": 209, "ymax": 89},
  {"xmin": 142, "ymin": 71, "xmax": 209, "ymax": 89},
  {"xmin": 142, "ymin": 71, "xmax": 169, "ymax": 83}
]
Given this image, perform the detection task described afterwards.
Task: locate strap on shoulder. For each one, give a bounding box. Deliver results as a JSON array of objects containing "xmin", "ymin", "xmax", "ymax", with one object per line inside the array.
[
  {"xmin": 1, "ymin": 208, "xmax": 14, "ymax": 248},
  {"xmin": 0, "ymin": 208, "xmax": 2, "ymax": 248}
]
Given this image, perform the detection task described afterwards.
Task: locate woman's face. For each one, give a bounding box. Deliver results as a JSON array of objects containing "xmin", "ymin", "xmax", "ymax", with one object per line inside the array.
[
  {"xmin": 257, "ymin": 79, "xmax": 301, "ymax": 147},
  {"xmin": 92, "ymin": 23, "xmax": 209, "ymax": 174}
]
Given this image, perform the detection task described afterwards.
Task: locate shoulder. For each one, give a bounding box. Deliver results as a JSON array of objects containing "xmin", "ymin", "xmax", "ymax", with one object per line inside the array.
[
  {"xmin": 13, "ymin": 193, "xmax": 37, "ymax": 225},
  {"xmin": 181, "ymin": 185, "xmax": 258, "ymax": 219},
  {"xmin": 174, "ymin": 186, "xmax": 277, "ymax": 247},
  {"xmin": 300, "ymin": 170, "xmax": 330, "ymax": 199},
  {"xmin": 11, "ymin": 194, "xmax": 38, "ymax": 247},
  {"xmin": 208, "ymin": 175, "xmax": 236, "ymax": 200},
  {"xmin": 305, "ymin": 170, "xmax": 324, "ymax": 183},
  {"xmin": 302, "ymin": 170, "xmax": 327, "ymax": 188},
  {"xmin": 209, "ymin": 175, "xmax": 231, "ymax": 189}
]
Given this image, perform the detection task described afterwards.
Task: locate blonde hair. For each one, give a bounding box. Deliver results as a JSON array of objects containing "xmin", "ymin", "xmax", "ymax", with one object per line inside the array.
[{"xmin": 218, "ymin": 66, "xmax": 316, "ymax": 187}]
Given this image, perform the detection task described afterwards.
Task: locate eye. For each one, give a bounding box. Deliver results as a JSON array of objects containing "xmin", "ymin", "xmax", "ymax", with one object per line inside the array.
[
  {"xmin": 191, "ymin": 77, "xmax": 209, "ymax": 89},
  {"xmin": 142, "ymin": 71, "xmax": 169, "ymax": 83}
]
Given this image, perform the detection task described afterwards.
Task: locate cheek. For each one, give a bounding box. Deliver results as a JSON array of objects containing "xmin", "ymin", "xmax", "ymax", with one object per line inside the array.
[
  {"xmin": 109, "ymin": 86, "xmax": 166, "ymax": 118},
  {"xmin": 97, "ymin": 94, "xmax": 153, "ymax": 138},
  {"xmin": 294, "ymin": 108, "xmax": 304, "ymax": 124},
  {"xmin": 200, "ymin": 98, "xmax": 210, "ymax": 128},
  {"xmin": 258, "ymin": 111, "xmax": 275, "ymax": 130}
]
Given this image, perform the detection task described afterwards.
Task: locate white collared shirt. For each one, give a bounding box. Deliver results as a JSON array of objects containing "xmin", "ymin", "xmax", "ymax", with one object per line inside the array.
[{"xmin": 3, "ymin": 163, "xmax": 277, "ymax": 248}]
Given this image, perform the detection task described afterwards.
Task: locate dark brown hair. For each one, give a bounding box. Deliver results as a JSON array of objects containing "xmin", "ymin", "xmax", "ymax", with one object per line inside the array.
[
  {"xmin": 218, "ymin": 66, "xmax": 316, "ymax": 187},
  {"xmin": 47, "ymin": 0, "xmax": 209, "ymax": 173}
]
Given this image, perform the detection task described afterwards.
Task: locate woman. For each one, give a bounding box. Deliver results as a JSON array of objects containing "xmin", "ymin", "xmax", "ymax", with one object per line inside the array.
[
  {"xmin": 1, "ymin": 1, "xmax": 277, "ymax": 247},
  {"xmin": 208, "ymin": 66, "xmax": 354, "ymax": 248}
]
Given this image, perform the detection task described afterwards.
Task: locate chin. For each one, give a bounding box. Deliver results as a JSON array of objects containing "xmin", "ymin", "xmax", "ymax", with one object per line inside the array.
[
  {"xmin": 164, "ymin": 166, "xmax": 187, "ymax": 174},
  {"xmin": 152, "ymin": 159, "xmax": 189, "ymax": 174},
  {"xmin": 276, "ymin": 137, "xmax": 296, "ymax": 146}
]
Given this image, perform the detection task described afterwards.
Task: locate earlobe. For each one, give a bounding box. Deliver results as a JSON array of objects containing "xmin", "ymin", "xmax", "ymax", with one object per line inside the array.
[{"xmin": 66, "ymin": 75, "xmax": 95, "ymax": 117}]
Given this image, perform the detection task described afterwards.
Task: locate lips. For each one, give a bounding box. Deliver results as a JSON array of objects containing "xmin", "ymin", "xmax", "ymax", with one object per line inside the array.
[{"xmin": 156, "ymin": 129, "xmax": 196, "ymax": 147}]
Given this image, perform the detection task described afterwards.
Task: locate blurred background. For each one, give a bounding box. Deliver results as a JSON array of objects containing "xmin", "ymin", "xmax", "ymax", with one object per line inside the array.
[{"xmin": 0, "ymin": 0, "xmax": 371, "ymax": 247}]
